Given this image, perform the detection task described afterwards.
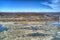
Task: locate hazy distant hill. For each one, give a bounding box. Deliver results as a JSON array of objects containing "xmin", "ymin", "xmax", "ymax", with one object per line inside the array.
[{"xmin": 0, "ymin": 12, "xmax": 59, "ymax": 22}]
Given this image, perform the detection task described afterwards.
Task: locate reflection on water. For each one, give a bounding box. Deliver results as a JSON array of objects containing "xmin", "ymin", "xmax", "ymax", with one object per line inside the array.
[
  {"xmin": 0, "ymin": 24, "xmax": 8, "ymax": 32},
  {"xmin": 49, "ymin": 22, "xmax": 60, "ymax": 27},
  {"xmin": 50, "ymin": 22, "xmax": 60, "ymax": 40}
]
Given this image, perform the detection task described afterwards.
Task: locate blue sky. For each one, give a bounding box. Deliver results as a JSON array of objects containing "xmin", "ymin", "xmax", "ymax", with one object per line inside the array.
[{"xmin": 0, "ymin": 0, "xmax": 60, "ymax": 12}]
